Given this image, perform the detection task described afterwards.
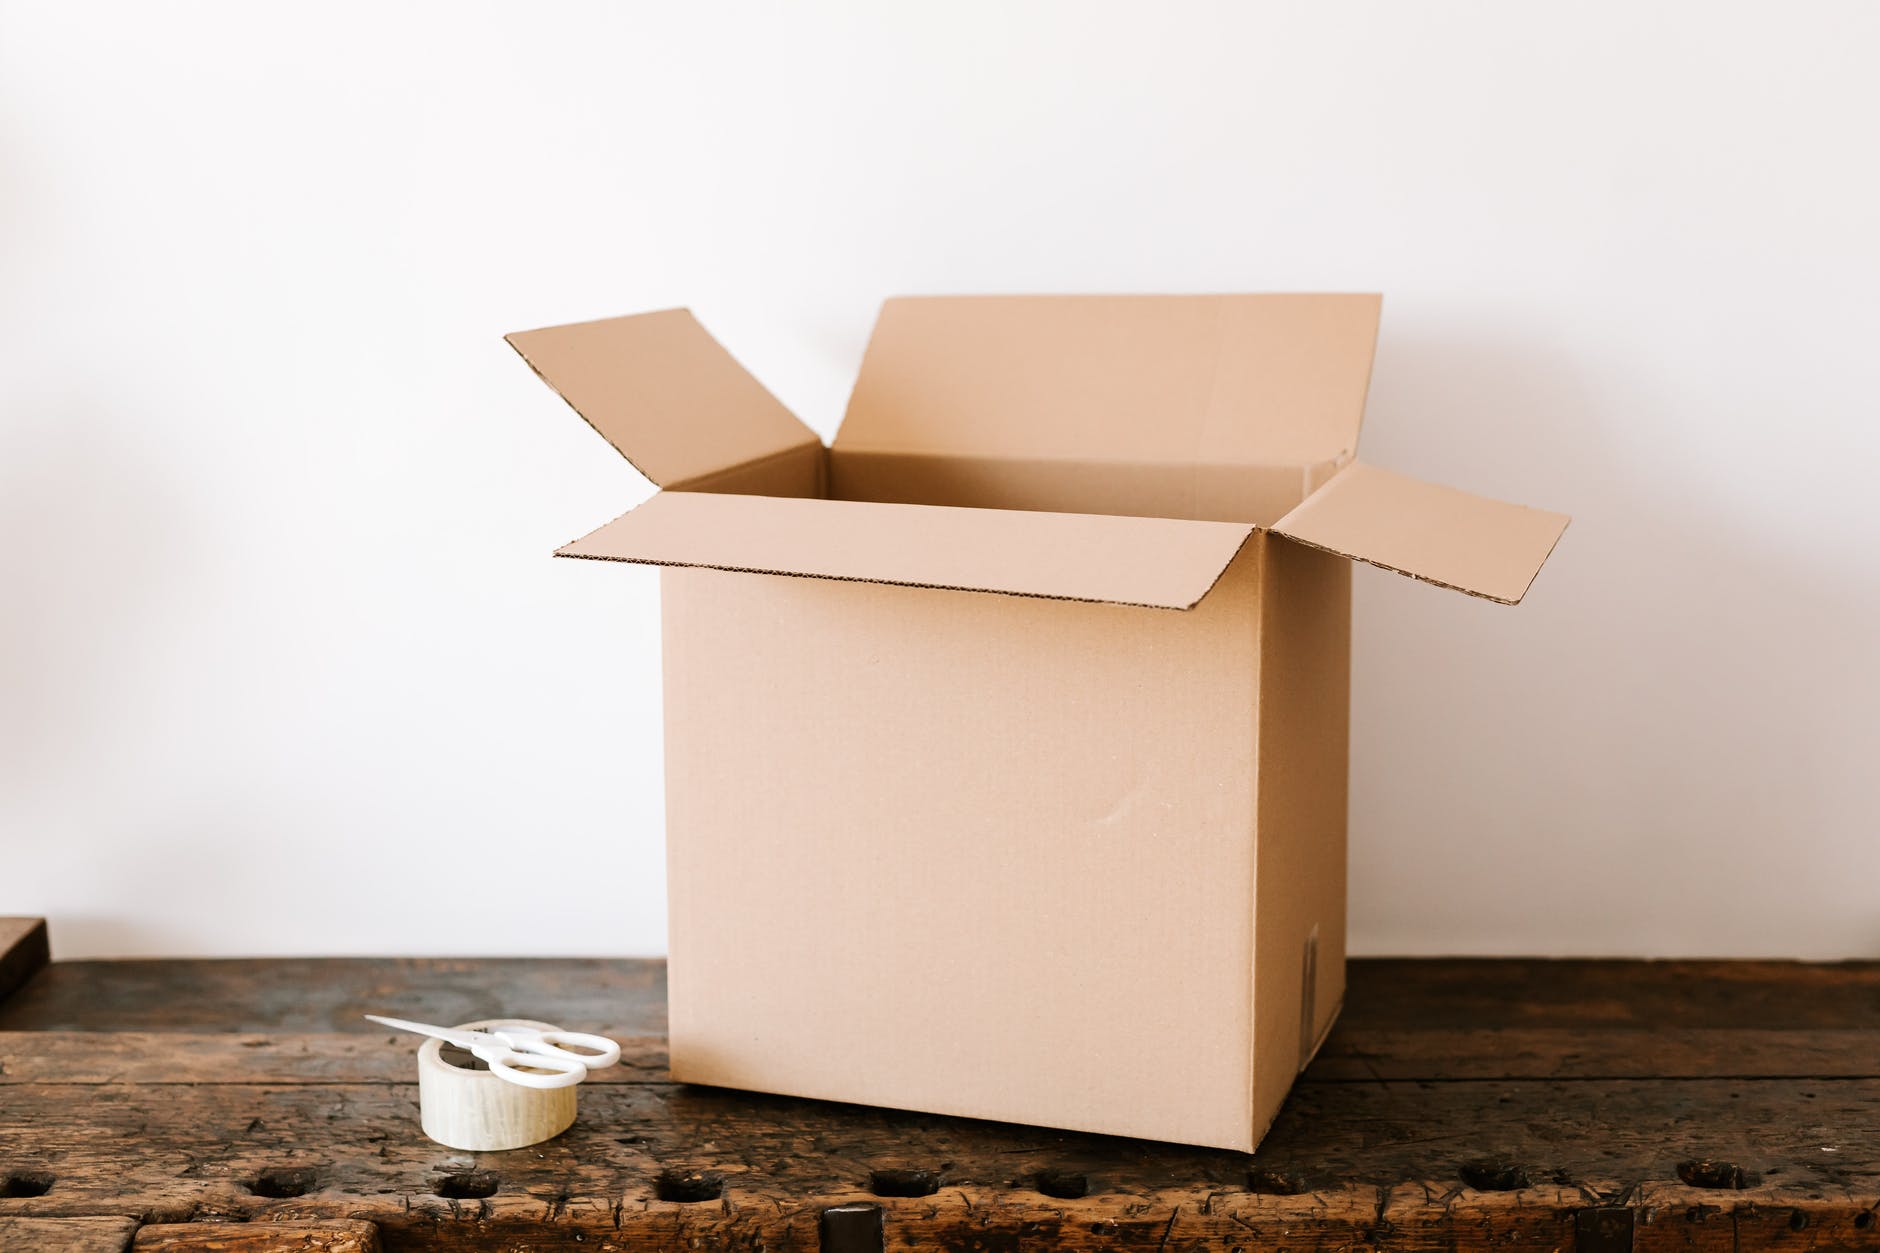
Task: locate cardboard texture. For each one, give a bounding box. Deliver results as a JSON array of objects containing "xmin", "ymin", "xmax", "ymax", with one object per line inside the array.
[
  {"xmin": 510, "ymin": 294, "xmax": 1568, "ymax": 1151},
  {"xmin": 559, "ymin": 492, "xmax": 1255, "ymax": 610}
]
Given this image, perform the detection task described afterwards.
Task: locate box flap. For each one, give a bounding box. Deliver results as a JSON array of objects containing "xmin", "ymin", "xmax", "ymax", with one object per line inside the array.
[
  {"xmin": 507, "ymin": 309, "xmax": 820, "ymax": 487},
  {"xmin": 836, "ymin": 294, "xmax": 1381, "ymax": 469},
  {"xmin": 559, "ymin": 492, "xmax": 1256, "ymax": 610},
  {"xmin": 1270, "ymin": 462, "xmax": 1569, "ymax": 604}
]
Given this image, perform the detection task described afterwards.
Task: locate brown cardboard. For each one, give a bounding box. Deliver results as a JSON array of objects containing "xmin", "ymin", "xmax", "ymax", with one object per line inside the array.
[
  {"xmin": 1272, "ymin": 461, "xmax": 1569, "ymax": 604},
  {"xmin": 510, "ymin": 294, "xmax": 1568, "ymax": 1151},
  {"xmin": 829, "ymin": 450, "xmax": 1322, "ymax": 527},
  {"xmin": 1251, "ymin": 535, "xmax": 1352, "ymax": 1138},
  {"xmin": 559, "ymin": 491, "xmax": 1255, "ymax": 610},
  {"xmin": 840, "ymin": 294, "xmax": 1381, "ymax": 467},
  {"xmin": 662, "ymin": 554, "xmax": 1267, "ymax": 1147},
  {"xmin": 506, "ymin": 309, "xmax": 819, "ymax": 489}
]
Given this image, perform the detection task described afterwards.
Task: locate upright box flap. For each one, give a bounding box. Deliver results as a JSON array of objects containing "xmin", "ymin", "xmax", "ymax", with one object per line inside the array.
[
  {"xmin": 1271, "ymin": 462, "xmax": 1569, "ymax": 604},
  {"xmin": 837, "ymin": 294, "xmax": 1381, "ymax": 469},
  {"xmin": 507, "ymin": 309, "xmax": 820, "ymax": 487},
  {"xmin": 559, "ymin": 492, "xmax": 1255, "ymax": 610}
]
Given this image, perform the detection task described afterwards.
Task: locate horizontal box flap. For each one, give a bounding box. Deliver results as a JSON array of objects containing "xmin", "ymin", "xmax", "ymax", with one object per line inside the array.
[
  {"xmin": 559, "ymin": 492, "xmax": 1256, "ymax": 610},
  {"xmin": 507, "ymin": 309, "xmax": 820, "ymax": 487},
  {"xmin": 1271, "ymin": 462, "xmax": 1569, "ymax": 604},
  {"xmin": 837, "ymin": 294, "xmax": 1381, "ymax": 469}
]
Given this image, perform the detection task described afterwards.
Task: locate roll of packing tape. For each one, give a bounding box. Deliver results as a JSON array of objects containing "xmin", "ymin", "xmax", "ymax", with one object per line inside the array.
[{"xmin": 417, "ymin": 1018, "xmax": 579, "ymax": 1151}]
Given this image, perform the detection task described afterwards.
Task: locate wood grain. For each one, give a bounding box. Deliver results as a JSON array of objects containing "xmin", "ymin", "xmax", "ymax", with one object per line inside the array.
[
  {"xmin": 1310, "ymin": 1025, "xmax": 1880, "ymax": 1080},
  {"xmin": 0, "ymin": 1215, "xmax": 138, "ymax": 1252},
  {"xmin": 0, "ymin": 1031, "xmax": 668, "ymax": 1086},
  {"xmin": 3, "ymin": 955, "xmax": 1878, "ymax": 1250},
  {"xmin": 0, "ymin": 957, "xmax": 664, "ymax": 1034},
  {"xmin": 8, "ymin": 1024, "xmax": 1879, "ymax": 1089},
  {"xmin": 5, "ymin": 1076, "xmax": 1879, "ymax": 1248},
  {"xmin": 132, "ymin": 1220, "xmax": 381, "ymax": 1251},
  {"xmin": 8, "ymin": 953, "xmax": 1874, "ymax": 1035}
]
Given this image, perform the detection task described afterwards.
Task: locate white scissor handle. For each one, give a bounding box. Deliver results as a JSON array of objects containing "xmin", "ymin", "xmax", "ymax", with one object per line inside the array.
[
  {"xmin": 481, "ymin": 1046, "xmax": 589, "ymax": 1089},
  {"xmin": 526, "ymin": 1030, "xmax": 622, "ymax": 1071},
  {"xmin": 489, "ymin": 1027, "xmax": 621, "ymax": 1072}
]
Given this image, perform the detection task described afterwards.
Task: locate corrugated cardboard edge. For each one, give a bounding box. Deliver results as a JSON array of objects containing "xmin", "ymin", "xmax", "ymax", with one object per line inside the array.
[
  {"xmin": 505, "ymin": 308, "xmax": 822, "ymax": 488},
  {"xmin": 1271, "ymin": 462, "xmax": 1571, "ymax": 605},
  {"xmin": 1273, "ymin": 523, "xmax": 1571, "ymax": 606}
]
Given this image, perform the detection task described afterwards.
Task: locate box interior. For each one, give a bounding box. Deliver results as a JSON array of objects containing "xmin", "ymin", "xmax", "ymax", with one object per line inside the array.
[{"xmin": 672, "ymin": 292, "xmax": 1383, "ymax": 526}]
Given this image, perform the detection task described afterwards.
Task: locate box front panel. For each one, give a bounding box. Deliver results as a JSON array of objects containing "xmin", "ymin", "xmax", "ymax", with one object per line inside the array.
[{"xmin": 659, "ymin": 553, "xmax": 1262, "ymax": 1149}]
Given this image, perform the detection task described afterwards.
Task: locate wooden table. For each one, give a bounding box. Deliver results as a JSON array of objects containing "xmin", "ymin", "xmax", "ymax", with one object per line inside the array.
[{"xmin": 1, "ymin": 916, "xmax": 1876, "ymax": 1251}]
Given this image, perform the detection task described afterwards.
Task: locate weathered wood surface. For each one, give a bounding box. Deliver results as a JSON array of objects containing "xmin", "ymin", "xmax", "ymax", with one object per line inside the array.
[
  {"xmin": 2, "ymin": 930, "xmax": 1877, "ymax": 1250},
  {"xmin": 0, "ymin": 1215, "xmax": 141, "ymax": 1252},
  {"xmin": 0, "ymin": 956, "xmax": 665, "ymax": 1036},
  {"xmin": 133, "ymin": 1219, "xmax": 383, "ymax": 1251},
  {"xmin": 14, "ymin": 953, "xmax": 1876, "ymax": 1034},
  {"xmin": 7, "ymin": 1023, "xmax": 1880, "ymax": 1089}
]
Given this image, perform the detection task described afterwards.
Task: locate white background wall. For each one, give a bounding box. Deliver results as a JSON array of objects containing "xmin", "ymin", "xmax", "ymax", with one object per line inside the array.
[{"xmin": 4, "ymin": 2, "xmax": 1876, "ymax": 960}]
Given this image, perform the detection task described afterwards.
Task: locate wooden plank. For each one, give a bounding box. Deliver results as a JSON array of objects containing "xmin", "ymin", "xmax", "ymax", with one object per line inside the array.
[
  {"xmin": 133, "ymin": 1220, "xmax": 381, "ymax": 1251},
  {"xmin": 0, "ymin": 1215, "xmax": 137, "ymax": 1252},
  {"xmin": 8, "ymin": 958, "xmax": 1878, "ymax": 1084},
  {"xmin": 0, "ymin": 957, "xmax": 663, "ymax": 1034},
  {"xmin": 5, "ymin": 955, "xmax": 1879, "ymax": 1248},
  {"xmin": 3, "ymin": 1078, "xmax": 1879, "ymax": 1248},
  {"xmin": 0, "ymin": 918, "xmax": 50, "ymax": 1006},
  {"xmin": 0, "ymin": 1032, "xmax": 669, "ymax": 1086},
  {"xmin": 1309, "ymin": 1025, "xmax": 1880, "ymax": 1081},
  {"xmin": 8, "ymin": 1024, "xmax": 1879, "ymax": 1088},
  {"xmin": 9, "ymin": 955, "xmax": 1876, "ymax": 1035},
  {"xmin": 1344, "ymin": 957, "xmax": 1880, "ymax": 1030}
]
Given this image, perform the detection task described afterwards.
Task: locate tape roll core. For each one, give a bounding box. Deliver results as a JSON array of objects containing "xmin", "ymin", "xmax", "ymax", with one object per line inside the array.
[{"xmin": 416, "ymin": 1018, "xmax": 579, "ymax": 1151}]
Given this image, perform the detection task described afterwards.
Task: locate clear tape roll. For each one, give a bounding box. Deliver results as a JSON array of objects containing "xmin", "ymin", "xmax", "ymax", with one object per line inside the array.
[{"xmin": 416, "ymin": 1018, "xmax": 579, "ymax": 1151}]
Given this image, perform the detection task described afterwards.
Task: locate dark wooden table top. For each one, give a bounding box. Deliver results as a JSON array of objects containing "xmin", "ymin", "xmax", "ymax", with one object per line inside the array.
[{"xmin": 1, "ymin": 916, "xmax": 1877, "ymax": 1251}]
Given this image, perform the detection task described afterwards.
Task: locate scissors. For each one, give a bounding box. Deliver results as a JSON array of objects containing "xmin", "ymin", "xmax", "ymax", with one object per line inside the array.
[{"xmin": 365, "ymin": 1015, "xmax": 622, "ymax": 1089}]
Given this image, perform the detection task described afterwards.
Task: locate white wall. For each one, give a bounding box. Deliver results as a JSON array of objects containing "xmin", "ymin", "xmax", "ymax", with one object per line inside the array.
[{"xmin": 3, "ymin": 2, "xmax": 1875, "ymax": 959}]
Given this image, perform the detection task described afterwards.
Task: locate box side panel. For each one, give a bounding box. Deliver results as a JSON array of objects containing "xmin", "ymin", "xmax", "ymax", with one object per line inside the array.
[
  {"xmin": 1250, "ymin": 538, "xmax": 1351, "ymax": 1145},
  {"xmin": 659, "ymin": 553, "xmax": 1262, "ymax": 1150}
]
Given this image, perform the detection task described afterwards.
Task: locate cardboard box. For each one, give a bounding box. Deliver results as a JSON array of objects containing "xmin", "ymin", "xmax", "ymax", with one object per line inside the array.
[{"xmin": 508, "ymin": 294, "xmax": 1568, "ymax": 1151}]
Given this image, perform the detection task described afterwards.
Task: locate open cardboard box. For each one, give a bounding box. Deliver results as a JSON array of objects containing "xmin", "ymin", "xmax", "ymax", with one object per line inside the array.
[{"xmin": 509, "ymin": 294, "xmax": 1568, "ymax": 1151}]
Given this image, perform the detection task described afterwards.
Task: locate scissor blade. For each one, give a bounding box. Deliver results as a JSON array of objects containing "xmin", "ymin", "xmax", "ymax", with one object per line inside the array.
[{"xmin": 364, "ymin": 1014, "xmax": 482, "ymax": 1048}]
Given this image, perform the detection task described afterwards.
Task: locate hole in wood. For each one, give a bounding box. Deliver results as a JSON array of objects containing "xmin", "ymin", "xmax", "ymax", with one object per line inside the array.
[
  {"xmin": 246, "ymin": 1166, "xmax": 316, "ymax": 1199},
  {"xmin": 1855, "ymin": 1212, "xmax": 1875, "ymax": 1231},
  {"xmin": 1246, "ymin": 1166, "xmax": 1310, "ymax": 1195},
  {"xmin": 655, "ymin": 1168, "xmax": 724, "ymax": 1203},
  {"xmin": 869, "ymin": 1168, "xmax": 940, "ymax": 1198},
  {"xmin": 1, "ymin": 1171, "xmax": 54, "ymax": 1198},
  {"xmin": 1676, "ymin": 1160, "xmax": 1761, "ymax": 1190},
  {"xmin": 434, "ymin": 1171, "xmax": 500, "ymax": 1200},
  {"xmin": 1788, "ymin": 1211, "xmax": 1809, "ymax": 1231},
  {"xmin": 1460, "ymin": 1160, "xmax": 1530, "ymax": 1192},
  {"xmin": 1033, "ymin": 1169, "xmax": 1089, "ymax": 1200},
  {"xmin": 820, "ymin": 1202, "xmax": 884, "ymax": 1252}
]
